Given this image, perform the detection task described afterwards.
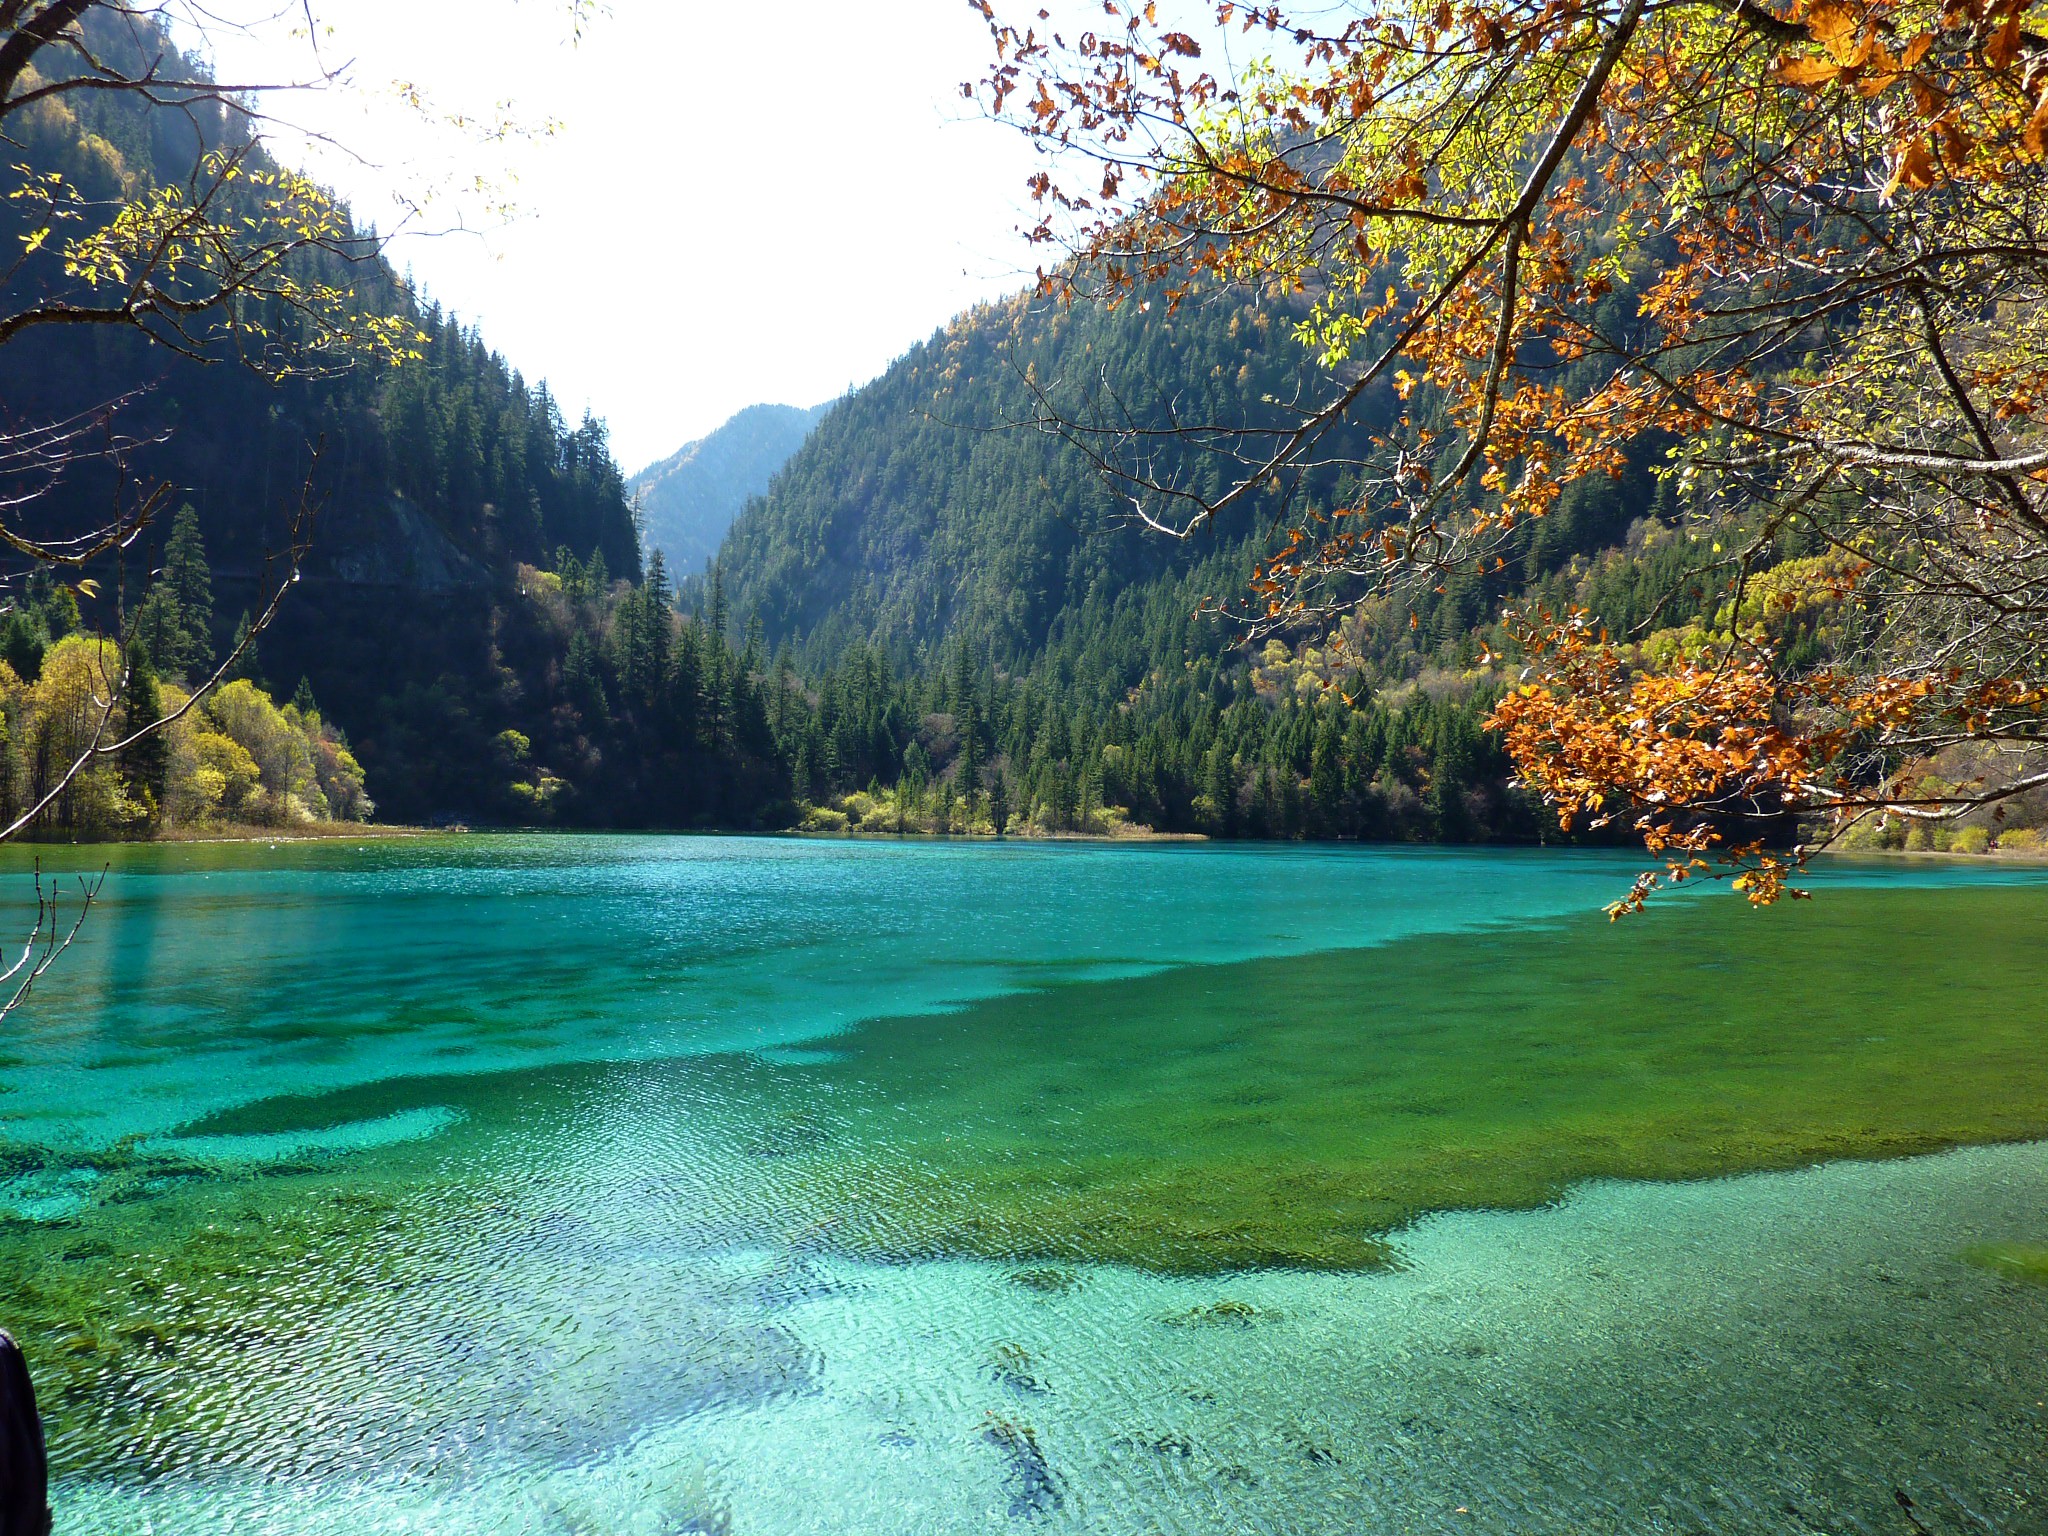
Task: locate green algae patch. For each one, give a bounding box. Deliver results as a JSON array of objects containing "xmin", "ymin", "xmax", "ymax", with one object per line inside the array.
[
  {"xmin": 739, "ymin": 886, "xmax": 2048, "ymax": 1273},
  {"xmin": 1963, "ymin": 1243, "xmax": 2048, "ymax": 1284},
  {"xmin": 9, "ymin": 879, "xmax": 2046, "ymax": 1451},
  {"xmin": 0, "ymin": 1166, "xmax": 425, "ymax": 1476}
]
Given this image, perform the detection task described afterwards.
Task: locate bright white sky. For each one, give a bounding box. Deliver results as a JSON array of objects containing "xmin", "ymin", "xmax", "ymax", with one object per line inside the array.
[{"xmin": 198, "ymin": 2, "xmax": 1059, "ymax": 471}]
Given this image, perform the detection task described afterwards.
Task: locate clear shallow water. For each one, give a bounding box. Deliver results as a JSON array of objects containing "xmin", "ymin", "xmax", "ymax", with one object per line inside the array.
[
  {"xmin": 0, "ymin": 837, "xmax": 2043, "ymax": 1533},
  {"xmin": 0, "ymin": 837, "xmax": 1677, "ymax": 1148}
]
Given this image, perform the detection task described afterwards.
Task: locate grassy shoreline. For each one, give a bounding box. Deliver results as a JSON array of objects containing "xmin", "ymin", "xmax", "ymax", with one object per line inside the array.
[{"xmin": 147, "ymin": 822, "xmax": 446, "ymax": 844}]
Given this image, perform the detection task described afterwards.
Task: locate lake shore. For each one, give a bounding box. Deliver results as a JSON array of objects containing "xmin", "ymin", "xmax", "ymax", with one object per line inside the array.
[
  {"xmin": 790, "ymin": 823, "xmax": 1208, "ymax": 844},
  {"xmin": 146, "ymin": 822, "xmax": 447, "ymax": 845},
  {"xmin": 1819, "ymin": 842, "xmax": 2048, "ymax": 864}
]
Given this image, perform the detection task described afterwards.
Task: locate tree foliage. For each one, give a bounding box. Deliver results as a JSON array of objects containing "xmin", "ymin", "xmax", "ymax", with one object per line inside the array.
[{"xmin": 972, "ymin": 0, "xmax": 2048, "ymax": 904}]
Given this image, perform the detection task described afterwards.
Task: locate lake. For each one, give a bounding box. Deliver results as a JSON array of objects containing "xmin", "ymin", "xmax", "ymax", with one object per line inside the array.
[{"xmin": 0, "ymin": 836, "xmax": 2044, "ymax": 1533}]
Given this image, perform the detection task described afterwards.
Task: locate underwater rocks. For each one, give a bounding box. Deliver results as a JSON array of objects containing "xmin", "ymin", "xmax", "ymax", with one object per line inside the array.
[
  {"xmin": 1005, "ymin": 1267, "xmax": 1079, "ymax": 1297},
  {"xmin": 985, "ymin": 1342, "xmax": 1048, "ymax": 1398},
  {"xmin": 1160, "ymin": 1299, "xmax": 1266, "ymax": 1328},
  {"xmin": 982, "ymin": 1414, "xmax": 1062, "ymax": 1519}
]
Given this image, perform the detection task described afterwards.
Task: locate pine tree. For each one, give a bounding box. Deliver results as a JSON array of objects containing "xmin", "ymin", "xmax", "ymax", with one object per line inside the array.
[
  {"xmin": 224, "ymin": 611, "xmax": 261, "ymax": 685},
  {"xmin": 948, "ymin": 642, "xmax": 974, "ymax": 715},
  {"xmin": 160, "ymin": 504, "xmax": 215, "ymax": 677},
  {"xmin": 1309, "ymin": 715, "xmax": 1344, "ymax": 836},
  {"xmin": 708, "ymin": 564, "xmax": 729, "ymax": 642},
  {"xmin": 962, "ymin": 701, "xmax": 984, "ymax": 794},
  {"xmin": 1202, "ymin": 746, "xmax": 1236, "ymax": 836},
  {"xmin": 0, "ymin": 612, "xmax": 45, "ymax": 682},
  {"xmin": 564, "ymin": 630, "xmax": 609, "ymax": 723},
  {"xmin": 645, "ymin": 548, "xmax": 671, "ymax": 612},
  {"xmin": 117, "ymin": 640, "xmax": 169, "ymax": 823},
  {"xmin": 131, "ymin": 584, "xmax": 181, "ymax": 676}
]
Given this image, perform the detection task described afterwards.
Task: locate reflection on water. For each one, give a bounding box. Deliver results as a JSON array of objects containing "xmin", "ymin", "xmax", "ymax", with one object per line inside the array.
[{"xmin": 0, "ymin": 836, "xmax": 2039, "ymax": 1533}]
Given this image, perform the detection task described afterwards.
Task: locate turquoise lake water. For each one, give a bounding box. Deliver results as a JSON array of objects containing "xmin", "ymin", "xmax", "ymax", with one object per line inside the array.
[{"xmin": 0, "ymin": 836, "xmax": 2043, "ymax": 1533}]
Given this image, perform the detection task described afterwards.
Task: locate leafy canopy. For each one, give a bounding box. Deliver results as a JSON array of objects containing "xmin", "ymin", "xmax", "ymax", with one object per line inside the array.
[{"xmin": 973, "ymin": 0, "xmax": 2048, "ymax": 906}]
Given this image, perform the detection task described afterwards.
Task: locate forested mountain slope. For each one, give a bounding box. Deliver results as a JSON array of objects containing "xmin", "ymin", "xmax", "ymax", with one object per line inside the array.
[
  {"xmin": 0, "ymin": 14, "xmax": 1763, "ymax": 848},
  {"xmin": 632, "ymin": 403, "xmax": 828, "ymax": 577},
  {"xmin": 0, "ymin": 15, "xmax": 789, "ymax": 829},
  {"xmin": 721, "ymin": 267, "xmax": 1667, "ymax": 673},
  {"xmin": 718, "ymin": 287, "xmax": 1380, "ymax": 673},
  {"xmin": 710, "ymin": 271, "xmax": 1679, "ymax": 842}
]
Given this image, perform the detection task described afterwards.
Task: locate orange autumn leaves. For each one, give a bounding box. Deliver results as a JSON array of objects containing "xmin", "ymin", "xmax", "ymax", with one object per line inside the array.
[
  {"xmin": 973, "ymin": 0, "xmax": 2048, "ymax": 902},
  {"xmin": 1769, "ymin": 0, "xmax": 2048, "ymax": 191},
  {"xmin": 1488, "ymin": 612, "xmax": 1821, "ymax": 912},
  {"xmin": 1489, "ymin": 602, "xmax": 2048, "ymax": 913}
]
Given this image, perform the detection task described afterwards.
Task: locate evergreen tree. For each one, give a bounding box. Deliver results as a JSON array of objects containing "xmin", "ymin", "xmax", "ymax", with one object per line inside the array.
[
  {"xmin": 131, "ymin": 584, "xmax": 180, "ymax": 676},
  {"xmin": 708, "ymin": 564, "xmax": 729, "ymax": 642},
  {"xmin": 564, "ymin": 630, "xmax": 608, "ymax": 723},
  {"xmin": 0, "ymin": 611, "xmax": 45, "ymax": 682},
  {"xmin": 116, "ymin": 640, "xmax": 169, "ymax": 821},
  {"xmin": 160, "ymin": 503, "xmax": 215, "ymax": 677},
  {"xmin": 224, "ymin": 611, "xmax": 261, "ymax": 685},
  {"xmin": 645, "ymin": 548, "xmax": 671, "ymax": 613}
]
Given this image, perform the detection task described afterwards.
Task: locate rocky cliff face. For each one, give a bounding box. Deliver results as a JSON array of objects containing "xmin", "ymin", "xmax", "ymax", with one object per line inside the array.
[
  {"xmin": 631, "ymin": 402, "xmax": 829, "ymax": 576},
  {"xmin": 319, "ymin": 495, "xmax": 490, "ymax": 593}
]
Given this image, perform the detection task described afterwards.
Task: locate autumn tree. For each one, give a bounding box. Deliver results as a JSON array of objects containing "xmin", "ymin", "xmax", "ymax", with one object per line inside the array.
[
  {"xmin": 0, "ymin": 2, "xmax": 596, "ymax": 1005},
  {"xmin": 972, "ymin": 0, "xmax": 2048, "ymax": 908}
]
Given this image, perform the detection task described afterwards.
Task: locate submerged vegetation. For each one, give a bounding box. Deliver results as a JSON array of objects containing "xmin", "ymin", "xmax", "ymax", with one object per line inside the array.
[
  {"xmin": 1963, "ymin": 1244, "xmax": 2048, "ymax": 1286},
  {"xmin": 0, "ymin": 852, "xmax": 2040, "ymax": 1509},
  {"xmin": 727, "ymin": 885, "xmax": 2048, "ymax": 1271}
]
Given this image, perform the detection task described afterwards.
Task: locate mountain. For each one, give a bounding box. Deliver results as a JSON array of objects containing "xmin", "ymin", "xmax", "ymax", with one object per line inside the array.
[
  {"xmin": 714, "ymin": 288, "xmax": 1371, "ymax": 674},
  {"xmin": 0, "ymin": 12, "xmax": 1710, "ymax": 847},
  {"xmin": 717, "ymin": 276, "xmax": 1665, "ymax": 682},
  {"xmin": 708, "ymin": 273, "xmax": 1679, "ymax": 843},
  {"xmin": 631, "ymin": 403, "xmax": 828, "ymax": 576},
  {"xmin": 0, "ymin": 14, "xmax": 793, "ymax": 831}
]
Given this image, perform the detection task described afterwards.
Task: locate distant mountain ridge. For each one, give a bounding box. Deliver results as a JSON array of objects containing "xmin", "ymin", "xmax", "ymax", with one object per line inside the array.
[{"xmin": 633, "ymin": 402, "xmax": 829, "ymax": 575}]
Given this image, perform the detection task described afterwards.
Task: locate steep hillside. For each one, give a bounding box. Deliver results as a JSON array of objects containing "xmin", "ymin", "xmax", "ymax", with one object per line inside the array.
[
  {"xmin": 717, "ymin": 286, "xmax": 1383, "ymax": 674},
  {"xmin": 711, "ymin": 272, "xmax": 1690, "ymax": 843},
  {"xmin": 632, "ymin": 403, "xmax": 828, "ymax": 576},
  {"xmin": 0, "ymin": 15, "xmax": 790, "ymax": 830}
]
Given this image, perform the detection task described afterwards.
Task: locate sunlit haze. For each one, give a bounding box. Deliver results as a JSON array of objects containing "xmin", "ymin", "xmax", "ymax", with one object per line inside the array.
[{"xmin": 199, "ymin": 2, "xmax": 1053, "ymax": 470}]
